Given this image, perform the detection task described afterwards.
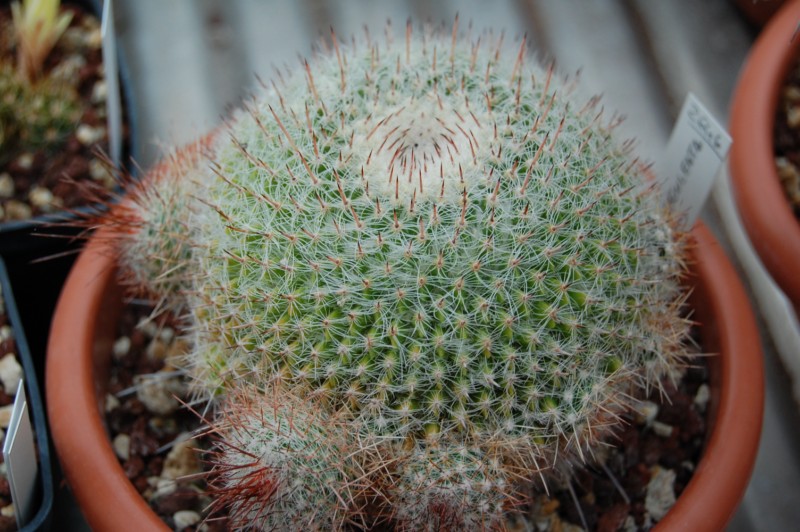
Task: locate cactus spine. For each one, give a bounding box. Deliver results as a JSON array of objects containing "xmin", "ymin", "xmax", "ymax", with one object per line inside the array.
[{"xmin": 113, "ymin": 22, "xmax": 690, "ymax": 529}]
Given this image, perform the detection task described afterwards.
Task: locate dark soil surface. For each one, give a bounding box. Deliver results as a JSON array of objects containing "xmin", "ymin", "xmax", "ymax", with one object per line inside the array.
[
  {"xmin": 106, "ymin": 302, "xmax": 709, "ymax": 531},
  {"xmin": 774, "ymin": 57, "xmax": 800, "ymax": 216}
]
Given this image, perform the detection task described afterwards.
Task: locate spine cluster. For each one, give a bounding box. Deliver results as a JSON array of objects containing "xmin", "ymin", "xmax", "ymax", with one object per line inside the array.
[{"xmin": 113, "ymin": 21, "xmax": 690, "ymax": 529}]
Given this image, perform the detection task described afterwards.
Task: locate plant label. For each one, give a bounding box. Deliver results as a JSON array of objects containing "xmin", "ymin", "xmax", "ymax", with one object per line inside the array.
[
  {"xmin": 102, "ymin": 0, "xmax": 122, "ymax": 167},
  {"xmin": 658, "ymin": 93, "xmax": 731, "ymax": 229},
  {"xmin": 2, "ymin": 380, "xmax": 38, "ymax": 529}
]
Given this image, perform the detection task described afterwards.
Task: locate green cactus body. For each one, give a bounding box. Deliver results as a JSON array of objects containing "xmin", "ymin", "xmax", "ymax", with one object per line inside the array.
[
  {"xmin": 207, "ymin": 389, "xmax": 360, "ymax": 530},
  {"xmin": 117, "ymin": 25, "xmax": 690, "ymax": 528}
]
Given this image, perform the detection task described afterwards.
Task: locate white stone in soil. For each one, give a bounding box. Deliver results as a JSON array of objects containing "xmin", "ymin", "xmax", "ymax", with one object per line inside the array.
[
  {"xmin": 633, "ymin": 400, "xmax": 659, "ymax": 426},
  {"xmin": 158, "ymin": 327, "xmax": 175, "ymax": 344},
  {"xmin": 0, "ymin": 325, "xmax": 12, "ymax": 342},
  {"xmin": 137, "ymin": 319, "xmax": 159, "ymax": 339},
  {"xmin": 5, "ymin": 200, "xmax": 32, "ymax": 220},
  {"xmin": 645, "ymin": 466, "xmax": 677, "ymax": 522},
  {"xmin": 0, "ymin": 174, "xmax": 14, "ymax": 199},
  {"xmin": 694, "ymin": 383, "xmax": 710, "ymax": 411},
  {"xmin": 0, "ymin": 404, "xmax": 12, "ymax": 427},
  {"xmin": 89, "ymin": 159, "xmax": 114, "ymax": 189},
  {"xmin": 134, "ymin": 372, "xmax": 186, "ymax": 415},
  {"xmin": 0, "ymin": 504, "xmax": 13, "ymax": 517},
  {"xmin": 76, "ymin": 124, "xmax": 106, "ymax": 146},
  {"xmin": 28, "ymin": 186, "xmax": 58, "ymax": 211},
  {"xmin": 161, "ymin": 435, "xmax": 201, "ymax": 480},
  {"xmin": 0, "ymin": 353, "xmax": 22, "ymax": 395},
  {"xmin": 15, "ymin": 154, "xmax": 33, "ymax": 170},
  {"xmin": 150, "ymin": 478, "xmax": 177, "ymax": 500},
  {"xmin": 112, "ymin": 336, "xmax": 131, "ymax": 360},
  {"xmin": 91, "ymin": 80, "xmax": 108, "ymax": 104},
  {"xmin": 104, "ymin": 393, "xmax": 120, "ymax": 413},
  {"xmin": 173, "ymin": 510, "xmax": 201, "ymax": 530},
  {"xmin": 113, "ymin": 433, "xmax": 131, "ymax": 461},
  {"xmin": 652, "ymin": 420, "xmax": 674, "ymax": 438}
]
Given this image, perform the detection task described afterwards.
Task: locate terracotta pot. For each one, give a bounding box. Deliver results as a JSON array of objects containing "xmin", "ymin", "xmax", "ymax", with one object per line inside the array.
[
  {"xmin": 729, "ymin": 0, "xmax": 800, "ymax": 314},
  {"xmin": 46, "ymin": 222, "xmax": 763, "ymax": 531},
  {"xmin": 733, "ymin": 0, "xmax": 786, "ymax": 28}
]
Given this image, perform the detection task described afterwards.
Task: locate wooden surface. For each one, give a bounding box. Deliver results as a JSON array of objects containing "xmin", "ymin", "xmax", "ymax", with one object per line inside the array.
[{"xmin": 57, "ymin": 1, "xmax": 798, "ymax": 529}]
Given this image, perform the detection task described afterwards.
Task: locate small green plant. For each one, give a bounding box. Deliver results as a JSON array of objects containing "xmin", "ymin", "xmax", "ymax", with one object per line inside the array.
[
  {"xmin": 109, "ymin": 23, "xmax": 690, "ymax": 529},
  {"xmin": 11, "ymin": 0, "xmax": 73, "ymax": 83},
  {"xmin": 1, "ymin": 0, "xmax": 78, "ymax": 161},
  {"xmin": 0, "ymin": 63, "xmax": 79, "ymax": 160}
]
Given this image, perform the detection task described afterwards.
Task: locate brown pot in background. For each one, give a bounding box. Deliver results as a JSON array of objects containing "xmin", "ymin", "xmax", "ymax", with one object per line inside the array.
[
  {"xmin": 733, "ymin": 0, "xmax": 786, "ymax": 28},
  {"xmin": 730, "ymin": 0, "xmax": 800, "ymax": 315},
  {"xmin": 46, "ymin": 223, "xmax": 763, "ymax": 531}
]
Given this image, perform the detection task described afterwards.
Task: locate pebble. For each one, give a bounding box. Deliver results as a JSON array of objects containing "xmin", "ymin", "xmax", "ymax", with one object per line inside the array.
[
  {"xmin": 91, "ymin": 80, "xmax": 108, "ymax": 104},
  {"xmin": 104, "ymin": 393, "xmax": 120, "ymax": 413},
  {"xmin": 76, "ymin": 124, "xmax": 105, "ymax": 146},
  {"xmin": 694, "ymin": 383, "xmax": 710, "ymax": 411},
  {"xmin": 645, "ymin": 466, "xmax": 676, "ymax": 522},
  {"xmin": 28, "ymin": 186, "xmax": 59, "ymax": 212},
  {"xmin": 113, "ymin": 433, "xmax": 131, "ymax": 461},
  {"xmin": 112, "ymin": 336, "xmax": 131, "ymax": 360},
  {"xmin": 173, "ymin": 510, "xmax": 201, "ymax": 530},
  {"xmin": 652, "ymin": 420, "xmax": 674, "ymax": 438},
  {"xmin": 4, "ymin": 200, "xmax": 32, "ymax": 220},
  {"xmin": 159, "ymin": 327, "xmax": 175, "ymax": 344},
  {"xmin": 785, "ymin": 86, "xmax": 800, "ymax": 102},
  {"xmin": 0, "ymin": 353, "xmax": 22, "ymax": 395},
  {"xmin": 15, "ymin": 154, "xmax": 33, "ymax": 171},
  {"xmin": 152, "ymin": 477, "xmax": 177, "ymax": 499},
  {"xmin": 0, "ymin": 505, "xmax": 12, "ymax": 517},
  {"xmin": 0, "ymin": 174, "xmax": 14, "ymax": 199},
  {"xmin": 788, "ymin": 106, "xmax": 800, "ymax": 128},
  {"xmin": 87, "ymin": 27, "xmax": 102, "ymax": 49},
  {"xmin": 89, "ymin": 158, "xmax": 114, "ymax": 189},
  {"xmin": 137, "ymin": 319, "xmax": 159, "ymax": 339},
  {"xmin": 161, "ymin": 435, "xmax": 201, "ymax": 480},
  {"xmin": 633, "ymin": 400, "xmax": 659, "ymax": 426},
  {"xmin": 0, "ymin": 407, "xmax": 9, "ymax": 429},
  {"xmin": 135, "ymin": 374, "xmax": 185, "ymax": 415},
  {"xmin": 0, "ymin": 326, "xmax": 12, "ymax": 342}
]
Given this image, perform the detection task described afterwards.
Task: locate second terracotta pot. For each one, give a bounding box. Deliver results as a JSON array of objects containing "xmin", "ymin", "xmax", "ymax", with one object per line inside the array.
[{"xmin": 730, "ymin": 0, "xmax": 800, "ymax": 314}]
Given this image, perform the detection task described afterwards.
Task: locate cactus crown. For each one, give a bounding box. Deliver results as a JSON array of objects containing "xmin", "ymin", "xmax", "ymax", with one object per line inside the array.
[{"xmin": 116, "ymin": 22, "xmax": 690, "ymax": 529}]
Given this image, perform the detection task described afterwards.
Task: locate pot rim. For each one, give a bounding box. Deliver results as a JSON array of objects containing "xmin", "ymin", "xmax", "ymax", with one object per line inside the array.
[
  {"xmin": 729, "ymin": 0, "xmax": 800, "ymax": 309},
  {"xmin": 46, "ymin": 222, "xmax": 763, "ymax": 531}
]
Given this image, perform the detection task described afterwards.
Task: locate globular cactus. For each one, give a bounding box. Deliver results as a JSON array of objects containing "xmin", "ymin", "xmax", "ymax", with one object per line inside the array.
[
  {"xmin": 107, "ymin": 136, "xmax": 214, "ymax": 311},
  {"xmin": 204, "ymin": 388, "xmax": 369, "ymax": 530},
  {"xmin": 112, "ymin": 22, "xmax": 690, "ymax": 529},
  {"xmin": 0, "ymin": 63, "xmax": 80, "ymax": 160}
]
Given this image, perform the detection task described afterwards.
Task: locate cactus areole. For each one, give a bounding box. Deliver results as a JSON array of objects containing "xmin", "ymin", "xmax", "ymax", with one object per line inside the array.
[{"xmin": 118, "ymin": 24, "xmax": 689, "ymax": 529}]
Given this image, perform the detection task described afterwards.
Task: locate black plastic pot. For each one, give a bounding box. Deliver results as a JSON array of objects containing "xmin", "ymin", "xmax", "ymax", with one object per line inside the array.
[
  {"xmin": 0, "ymin": 0, "xmax": 138, "ymax": 389},
  {"xmin": 0, "ymin": 257, "xmax": 53, "ymax": 531}
]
